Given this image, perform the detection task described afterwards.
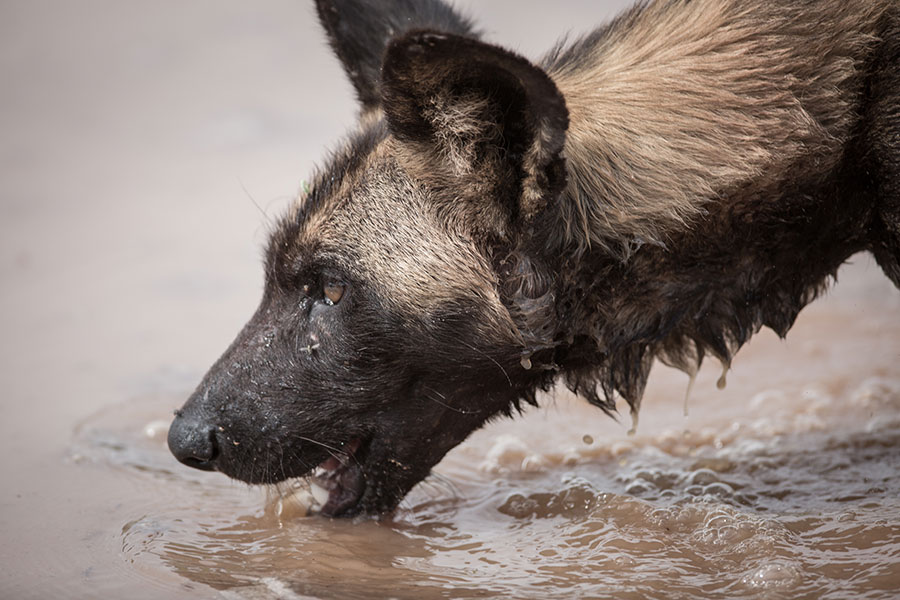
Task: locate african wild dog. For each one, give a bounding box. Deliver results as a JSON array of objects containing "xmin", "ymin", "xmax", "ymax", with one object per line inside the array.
[{"xmin": 169, "ymin": 0, "xmax": 900, "ymax": 517}]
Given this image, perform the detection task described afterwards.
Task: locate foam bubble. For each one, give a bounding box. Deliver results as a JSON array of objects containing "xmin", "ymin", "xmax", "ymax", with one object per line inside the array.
[
  {"xmin": 142, "ymin": 420, "xmax": 170, "ymax": 440},
  {"xmin": 687, "ymin": 468, "xmax": 720, "ymax": 486},
  {"xmin": 741, "ymin": 562, "xmax": 803, "ymax": 592},
  {"xmin": 851, "ymin": 377, "xmax": 900, "ymax": 409},
  {"xmin": 480, "ymin": 434, "xmax": 548, "ymax": 473},
  {"xmin": 498, "ymin": 476, "xmax": 601, "ymax": 519}
]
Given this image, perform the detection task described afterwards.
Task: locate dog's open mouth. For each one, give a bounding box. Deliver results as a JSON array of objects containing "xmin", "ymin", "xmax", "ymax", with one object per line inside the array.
[{"xmin": 308, "ymin": 437, "xmax": 368, "ymax": 517}]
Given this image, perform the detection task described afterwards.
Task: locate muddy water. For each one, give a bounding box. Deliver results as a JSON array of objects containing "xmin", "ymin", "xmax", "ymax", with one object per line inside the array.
[{"xmin": 2, "ymin": 2, "xmax": 899, "ymax": 599}]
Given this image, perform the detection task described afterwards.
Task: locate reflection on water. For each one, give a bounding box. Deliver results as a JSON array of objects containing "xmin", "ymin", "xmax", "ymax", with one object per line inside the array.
[{"xmin": 71, "ymin": 365, "xmax": 900, "ymax": 599}]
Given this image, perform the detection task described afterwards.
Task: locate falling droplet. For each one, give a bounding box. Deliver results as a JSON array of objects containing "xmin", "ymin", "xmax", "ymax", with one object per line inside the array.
[
  {"xmin": 627, "ymin": 410, "xmax": 640, "ymax": 436},
  {"xmin": 716, "ymin": 361, "xmax": 730, "ymax": 390},
  {"xmin": 684, "ymin": 371, "xmax": 697, "ymax": 417}
]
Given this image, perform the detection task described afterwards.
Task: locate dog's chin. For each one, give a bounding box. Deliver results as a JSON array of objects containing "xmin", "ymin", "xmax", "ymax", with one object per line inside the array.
[
  {"xmin": 246, "ymin": 435, "xmax": 407, "ymax": 518},
  {"xmin": 221, "ymin": 413, "xmax": 480, "ymax": 517}
]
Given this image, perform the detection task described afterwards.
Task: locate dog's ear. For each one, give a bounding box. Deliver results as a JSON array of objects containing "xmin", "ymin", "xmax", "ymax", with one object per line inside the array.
[
  {"xmin": 382, "ymin": 32, "xmax": 569, "ymax": 228},
  {"xmin": 314, "ymin": 0, "xmax": 476, "ymax": 111}
]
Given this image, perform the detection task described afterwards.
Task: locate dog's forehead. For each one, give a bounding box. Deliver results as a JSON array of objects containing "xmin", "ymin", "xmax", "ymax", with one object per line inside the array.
[{"xmin": 280, "ymin": 143, "xmax": 498, "ymax": 313}]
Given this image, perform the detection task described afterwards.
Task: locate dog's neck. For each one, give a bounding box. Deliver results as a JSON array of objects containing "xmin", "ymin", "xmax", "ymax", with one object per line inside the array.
[
  {"xmin": 542, "ymin": 0, "xmax": 878, "ymax": 260},
  {"xmin": 530, "ymin": 163, "xmax": 872, "ymax": 417}
]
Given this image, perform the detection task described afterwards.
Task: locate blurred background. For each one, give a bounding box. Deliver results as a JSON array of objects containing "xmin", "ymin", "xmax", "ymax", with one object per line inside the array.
[{"xmin": 2, "ymin": 2, "xmax": 898, "ymax": 599}]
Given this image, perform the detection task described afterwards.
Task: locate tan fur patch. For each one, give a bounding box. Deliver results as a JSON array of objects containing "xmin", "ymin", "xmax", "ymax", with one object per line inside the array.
[
  {"xmin": 296, "ymin": 140, "xmax": 522, "ymax": 344},
  {"xmin": 545, "ymin": 0, "xmax": 889, "ymax": 256}
]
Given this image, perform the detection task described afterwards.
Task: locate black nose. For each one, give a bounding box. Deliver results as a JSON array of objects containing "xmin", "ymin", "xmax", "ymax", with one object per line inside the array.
[{"xmin": 167, "ymin": 411, "xmax": 219, "ymax": 471}]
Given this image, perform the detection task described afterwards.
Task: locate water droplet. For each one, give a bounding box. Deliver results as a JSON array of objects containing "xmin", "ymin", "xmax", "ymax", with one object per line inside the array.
[{"xmin": 717, "ymin": 363, "xmax": 729, "ymax": 390}]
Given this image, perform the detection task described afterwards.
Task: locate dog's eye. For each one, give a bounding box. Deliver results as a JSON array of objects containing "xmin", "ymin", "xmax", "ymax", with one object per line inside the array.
[{"xmin": 323, "ymin": 283, "xmax": 345, "ymax": 306}]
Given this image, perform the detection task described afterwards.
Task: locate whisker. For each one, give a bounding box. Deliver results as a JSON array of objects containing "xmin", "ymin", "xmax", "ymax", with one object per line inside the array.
[
  {"xmin": 421, "ymin": 385, "xmax": 479, "ymax": 415},
  {"xmin": 238, "ymin": 177, "xmax": 273, "ymax": 227},
  {"xmin": 457, "ymin": 339, "xmax": 513, "ymax": 387},
  {"xmin": 297, "ymin": 435, "xmax": 359, "ymax": 466}
]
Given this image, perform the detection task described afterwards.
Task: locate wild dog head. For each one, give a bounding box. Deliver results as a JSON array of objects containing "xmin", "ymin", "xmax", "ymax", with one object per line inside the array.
[{"xmin": 168, "ymin": 0, "xmax": 569, "ymax": 516}]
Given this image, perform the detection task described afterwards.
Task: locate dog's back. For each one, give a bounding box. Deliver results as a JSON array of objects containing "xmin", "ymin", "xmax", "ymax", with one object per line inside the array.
[{"xmin": 540, "ymin": 0, "xmax": 898, "ymax": 264}]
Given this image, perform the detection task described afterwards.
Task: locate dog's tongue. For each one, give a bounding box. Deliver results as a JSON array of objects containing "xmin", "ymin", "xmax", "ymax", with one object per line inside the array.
[
  {"xmin": 313, "ymin": 438, "xmax": 366, "ymax": 517},
  {"xmin": 319, "ymin": 456, "xmax": 342, "ymax": 471},
  {"xmin": 318, "ymin": 462, "xmax": 366, "ymax": 517}
]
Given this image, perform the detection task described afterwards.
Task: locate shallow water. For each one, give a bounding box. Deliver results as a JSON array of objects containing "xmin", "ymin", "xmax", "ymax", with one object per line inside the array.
[
  {"xmin": 2, "ymin": 1, "xmax": 900, "ymax": 599},
  {"xmin": 64, "ymin": 299, "xmax": 900, "ymax": 600}
]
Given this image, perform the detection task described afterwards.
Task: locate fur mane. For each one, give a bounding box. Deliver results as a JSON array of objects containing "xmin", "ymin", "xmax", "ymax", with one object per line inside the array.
[
  {"xmin": 542, "ymin": 0, "xmax": 888, "ymax": 258},
  {"xmin": 499, "ymin": 0, "xmax": 895, "ymax": 420}
]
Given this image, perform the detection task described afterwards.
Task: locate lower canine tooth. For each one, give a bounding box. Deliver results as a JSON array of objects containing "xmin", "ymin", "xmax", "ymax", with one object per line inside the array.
[
  {"xmin": 272, "ymin": 485, "xmax": 317, "ymax": 518},
  {"xmin": 309, "ymin": 481, "xmax": 331, "ymax": 507}
]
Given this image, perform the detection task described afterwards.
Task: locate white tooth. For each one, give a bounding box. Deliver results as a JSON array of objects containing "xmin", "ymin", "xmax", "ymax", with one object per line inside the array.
[
  {"xmin": 314, "ymin": 467, "xmax": 328, "ymax": 478},
  {"xmin": 273, "ymin": 486, "xmax": 316, "ymax": 518},
  {"xmin": 309, "ymin": 481, "xmax": 331, "ymax": 507}
]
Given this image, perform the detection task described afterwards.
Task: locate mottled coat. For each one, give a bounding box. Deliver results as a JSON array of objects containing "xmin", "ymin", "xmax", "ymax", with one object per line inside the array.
[{"xmin": 169, "ymin": 0, "xmax": 900, "ymax": 517}]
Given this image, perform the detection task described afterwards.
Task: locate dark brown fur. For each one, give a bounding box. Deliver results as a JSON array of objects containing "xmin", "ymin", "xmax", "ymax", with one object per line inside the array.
[{"xmin": 169, "ymin": 0, "xmax": 900, "ymax": 517}]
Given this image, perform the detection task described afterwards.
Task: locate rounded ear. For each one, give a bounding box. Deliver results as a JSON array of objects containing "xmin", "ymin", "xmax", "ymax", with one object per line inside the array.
[
  {"xmin": 382, "ymin": 31, "xmax": 569, "ymax": 223},
  {"xmin": 315, "ymin": 0, "xmax": 476, "ymax": 112}
]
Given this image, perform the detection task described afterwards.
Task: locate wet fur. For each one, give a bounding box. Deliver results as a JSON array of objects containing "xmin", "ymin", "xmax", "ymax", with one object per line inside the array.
[
  {"xmin": 169, "ymin": 0, "xmax": 900, "ymax": 516},
  {"xmin": 374, "ymin": 0, "xmax": 900, "ymax": 415},
  {"xmin": 527, "ymin": 0, "xmax": 900, "ymax": 416}
]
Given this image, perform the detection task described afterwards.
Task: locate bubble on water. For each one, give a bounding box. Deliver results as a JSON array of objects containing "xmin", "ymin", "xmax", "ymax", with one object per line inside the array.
[
  {"xmin": 692, "ymin": 510, "xmax": 758, "ymax": 550},
  {"xmin": 792, "ymin": 413, "xmax": 826, "ymax": 434},
  {"xmin": 497, "ymin": 475, "xmax": 609, "ymax": 519},
  {"xmin": 800, "ymin": 385, "xmax": 833, "ymax": 415},
  {"xmin": 612, "ymin": 554, "xmax": 636, "ymax": 567},
  {"xmin": 625, "ymin": 482, "xmax": 652, "ymax": 496},
  {"xmin": 609, "ymin": 441, "xmax": 634, "ymax": 457},
  {"xmin": 851, "ymin": 377, "xmax": 900, "ymax": 409},
  {"xmin": 837, "ymin": 511, "xmax": 856, "ymax": 523},
  {"xmin": 561, "ymin": 448, "xmax": 581, "ymax": 466},
  {"xmin": 521, "ymin": 454, "xmax": 548, "ymax": 472},
  {"xmin": 617, "ymin": 467, "xmax": 682, "ymax": 499},
  {"xmin": 701, "ymin": 482, "xmax": 735, "ymax": 498},
  {"xmin": 741, "ymin": 562, "xmax": 802, "ymax": 592},
  {"xmin": 687, "ymin": 468, "xmax": 720, "ymax": 486},
  {"xmin": 254, "ymin": 577, "xmax": 317, "ymax": 600},
  {"xmin": 480, "ymin": 434, "xmax": 547, "ymax": 473},
  {"xmin": 142, "ymin": 420, "xmax": 170, "ymax": 440},
  {"xmin": 690, "ymin": 457, "xmax": 735, "ymax": 473},
  {"xmin": 750, "ymin": 389, "xmax": 788, "ymax": 411},
  {"xmin": 480, "ymin": 434, "xmax": 528, "ymax": 472},
  {"xmin": 864, "ymin": 415, "xmax": 899, "ymax": 434}
]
